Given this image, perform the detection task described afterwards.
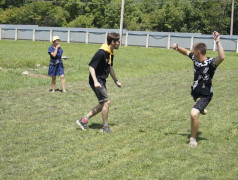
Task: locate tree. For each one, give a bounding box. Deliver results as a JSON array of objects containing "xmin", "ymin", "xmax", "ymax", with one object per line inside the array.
[
  {"xmin": 123, "ymin": 0, "xmax": 143, "ymax": 31},
  {"xmin": 193, "ymin": 1, "xmax": 231, "ymax": 34},
  {"xmin": 151, "ymin": 2, "xmax": 185, "ymax": 32},
  {"xmin": 67, "ymin": 14, "xmax": 94, "ymax": 27},
  {"xmin": 233, "ymin": 1, "xmax": 238, "ymax": 35},
  {"xmin": 63, "ymin": 0, "xmax": 88, "ymax": 22},
  {"xmin": 0, "ymin": 2, "xmax": 70, "ymax": 26},
  {"xmin": 0, "ymin": 0, "xmax": 25, "ymax": 9},
  {"xmin": 0, "ymin": 0, "xmax": 236, "ymax": 35},
  {"xmin": 104, "ymin": 0, "xmax": 121, "ymax": 29}
]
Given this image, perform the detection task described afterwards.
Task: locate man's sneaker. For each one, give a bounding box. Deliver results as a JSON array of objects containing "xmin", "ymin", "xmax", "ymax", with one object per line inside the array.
[
  {"xmin": 189, "ymin": 137, "xmax": 197, "ymax": 147},
  {"xmin": 100, "ymin": 125, "xmax": 111, "ymax": 133},
  {"xmin": 201, "ymin": 109, "xmax": 208, "ymax": 115},
  {"xmin": 76, "ymin": 119, "xmax": 88, "ymax": 130}
]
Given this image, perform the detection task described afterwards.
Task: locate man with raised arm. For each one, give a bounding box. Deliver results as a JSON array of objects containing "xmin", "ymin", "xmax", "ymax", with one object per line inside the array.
[{"xmin": 172, "ymin": 31, "xmax": 225, "ymax": 147}]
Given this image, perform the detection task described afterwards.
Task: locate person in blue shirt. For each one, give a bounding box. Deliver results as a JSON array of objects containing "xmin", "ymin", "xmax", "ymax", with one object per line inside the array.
[{"xmin": 48, "ymin": 36, "xmax": 66, "ymax": 92}]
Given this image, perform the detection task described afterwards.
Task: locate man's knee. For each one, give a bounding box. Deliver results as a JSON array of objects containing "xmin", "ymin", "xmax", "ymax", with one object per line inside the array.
[
  {"xmin": 103, "ymin": 100, "xmax": 110, "ymax": 107},
  {"xmin": 191, "ymin": 108, "xmax": 200, "ymax": 118}
]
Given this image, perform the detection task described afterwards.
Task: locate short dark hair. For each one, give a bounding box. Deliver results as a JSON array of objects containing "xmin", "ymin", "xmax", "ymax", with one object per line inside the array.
[
  {"xmin": 193, "ymin": 43, "xmax": 207, "ymax": 55},
  {"xmin": 107, "ymin": 32, "xmax": 120, "ymax": 44}
]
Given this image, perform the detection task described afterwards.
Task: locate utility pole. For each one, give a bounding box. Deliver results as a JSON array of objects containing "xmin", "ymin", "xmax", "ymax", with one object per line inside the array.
[
  {"xmin": 119, "ymin": 0, "xmax": 125, "ymax": 46},
  {"xmin": 230, "ymin": 0, "xmax": 234, "ymax": 35}
]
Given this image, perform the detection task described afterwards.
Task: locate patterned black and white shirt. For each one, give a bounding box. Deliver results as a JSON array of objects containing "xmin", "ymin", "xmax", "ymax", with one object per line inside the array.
[{"xmin": 189, "ymin": 52, "xmax": 217, "ymax": 96}]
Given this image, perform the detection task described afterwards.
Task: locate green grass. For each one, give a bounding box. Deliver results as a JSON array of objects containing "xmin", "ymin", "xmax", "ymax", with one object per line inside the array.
[{"xmin": 0, "ymin": 40, "xmax": 238, "ymax": 179}]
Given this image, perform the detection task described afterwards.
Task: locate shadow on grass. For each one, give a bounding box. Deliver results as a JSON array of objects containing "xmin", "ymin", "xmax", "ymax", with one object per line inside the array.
[
  {"xmin": 75, "ymin": 122, "xmax": 117, "ymax": 131},
  {"xmin": 49, "ymin": 88, "xmax": 62, "ymax": 92},
  {"xmin": 89, "ymin": 123, "xmax": 117, "ymax": 129},
  {"xmin": 49, "ymin": 88, "xmax": 69, "ymax": 93},
  {"xmin": 178, "ymin": 131, "xmax": 207, "ymax": 143}
]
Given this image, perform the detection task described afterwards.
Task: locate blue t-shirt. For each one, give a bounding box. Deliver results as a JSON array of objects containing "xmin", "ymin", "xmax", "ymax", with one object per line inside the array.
[{"xmin": 48, "ymin": 45, "xmax": 63, "ymax": 60}]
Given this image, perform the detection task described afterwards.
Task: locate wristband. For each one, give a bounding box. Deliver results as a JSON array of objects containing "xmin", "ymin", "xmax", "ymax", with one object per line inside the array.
[{"xmin": 114, "ymin": 80, "xmax": 118, "ymax": 83}]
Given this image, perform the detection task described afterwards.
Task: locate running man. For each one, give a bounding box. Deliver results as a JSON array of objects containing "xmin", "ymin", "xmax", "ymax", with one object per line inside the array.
[
  {"xmin": 172, "ymin": 31, "xmax": 225, "ymax": 147},
  {"xmin": 76, "ymin": 32, "xmax": 122, "ymax": 133}
]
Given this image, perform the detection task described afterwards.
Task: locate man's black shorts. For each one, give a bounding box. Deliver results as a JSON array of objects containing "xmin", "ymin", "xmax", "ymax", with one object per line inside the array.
[
  {"xmin": 90, "ymin": 81, "xmax": 109, "ymax": 104},
  {"xmin": 191, "ymin": 88, "xmax": 213, "ymax": 112},
  {"xmin": 193, "ymin": 96, "xmax": 212, "ymax": 112}
]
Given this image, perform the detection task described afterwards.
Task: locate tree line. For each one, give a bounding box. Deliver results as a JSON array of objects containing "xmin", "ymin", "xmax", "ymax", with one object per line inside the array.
[{"xmin": 0, "ymin": 0, "xmax": 237, "ymax": 35}]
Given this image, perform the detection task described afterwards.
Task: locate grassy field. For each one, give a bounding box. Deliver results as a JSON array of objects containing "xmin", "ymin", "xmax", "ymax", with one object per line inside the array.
[{"xmin": 0, "ymin": 40, "xmax": 238, "ymax": 179}]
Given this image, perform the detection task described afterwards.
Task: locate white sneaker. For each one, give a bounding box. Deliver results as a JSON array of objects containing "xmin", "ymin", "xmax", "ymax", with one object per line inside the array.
[
  {"xmin": 189, "ymin": 137, "xmax": 197, "ymax": 147},
  {"xmin": 201, "ymin": 109, "xmax": 208, "ymax": 115}
]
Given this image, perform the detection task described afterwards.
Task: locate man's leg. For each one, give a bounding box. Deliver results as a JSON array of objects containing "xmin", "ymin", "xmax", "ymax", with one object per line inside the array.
[
  {"xmin": 87, "ymin": 104, "xmax": 104, "ymax": 119},
  {"xmin": 190, "ymin": 108, "xmax": 200, "ymax": 138},
  {"xmin": 91, "ymin": 83, "xmax": 111, "ymax": 131},
  {"xmin": 77, "ymin": 82, "xmax": 111, "ymax": 132},
  {"xmin": 101, "ymin": 100, "xmax": 111, "ymax": 133},
  {"xmin": 189, "ymin": 108, "xmax": 200, "ymax": 147},
  {"xmin": 101, "ymin": 100, "xmax": 110, "ymax": 124},
  {"xmin": 189, "ymin": 96, "xmax": 212, "ymax": 147},
  {"xmin": 76, "ymin": 104, "xmax": 103, "ymax": 130}
]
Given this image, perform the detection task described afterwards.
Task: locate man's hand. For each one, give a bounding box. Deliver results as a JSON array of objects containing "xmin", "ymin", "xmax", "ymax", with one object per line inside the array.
[
  {"xmin": 115, "ymin": 81, "xmax": 122, "ymax": 88},
  {"xmin": 213, "ymin": 31, "xmax": 225, "ymax": 66},
  {"xmin": 94, "ymin": 82, "xmax": 102, "ymax": 88},
  {"xmin": 213, "ymin": 31, "xmax": 220, "ymax": 42},
  {"xmin": 172, "ymin": 43, "xmax": 178, "ymax": 50}
]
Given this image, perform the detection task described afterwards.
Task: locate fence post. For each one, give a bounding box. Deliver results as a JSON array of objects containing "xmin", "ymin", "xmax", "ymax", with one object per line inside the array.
[
  {"xmin": 86, "ymin": 30, "xmax": 89, "ymax": 44},
  {"xmin": 190, "ymin": 35, "xmax": 194, "ymax": 50},
  {"xmin": 167, "ymin": 34, "xmax": 171, "ymax": 49},
  {"xmin": 146, "ymin": 33, "xmax": 149, "ymax": 48},
  {"xmin": 67, "ymin": 29, "xmax": 70, "ymax": 43},
  {"xmin": 236, "ymin": 38, "xmax": 238, "ymax": 53},
  {"xmin": 105, "ymin": 32, "xmax": 108, "ymax": 43},
  {"xmin": 50, "ymin": 29, "xmax": 53, "ymax": 42},
  {"xmin": 0, "ymin": 26, "xmax": 2, "ymax": 40},
  {"xmin": 32, "ymin": 28, "xmax": 35, "ymax": 41},
  {"xmin": 125, "ymin": 32, "xmax": 128, "ymax": 47},
  {"xmin": 15, "ymin": 27, "xmax": 18, "ymax": 40},
  {"xmin": 213, "ymin": 40, "xmax": 216, "ymax": 51}
]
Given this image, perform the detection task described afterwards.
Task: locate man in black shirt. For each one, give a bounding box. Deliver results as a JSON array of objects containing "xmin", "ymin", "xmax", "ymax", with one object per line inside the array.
[
  {"xmin": 76, "ymin": 33, "xmax": 122, "ymax": 133},
  {"xmin": 172, "ymin": 31, "xmax": 225, "ymax": 147}
]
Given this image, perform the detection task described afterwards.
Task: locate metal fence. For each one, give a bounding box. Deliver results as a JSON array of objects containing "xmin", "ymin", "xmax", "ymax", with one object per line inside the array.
[{"xmin": 0, "ymin": 24, "xmax": 238, "ymax": 52}]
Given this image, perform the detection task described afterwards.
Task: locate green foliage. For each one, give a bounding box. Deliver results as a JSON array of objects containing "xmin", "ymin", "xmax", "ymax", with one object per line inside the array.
[
  {"xmin": 63, "ymin": 1, "xmax": 87, "ymax": 21},
  {"xmin": 155, "ymin": 2, "xmax": 185, "ymax": 32},
  {"xmin": 123, "ymin": 0, "xmax": 143, "ymax": 31},
  {"xmin": 67, "ymin": 14, "xmax": 94, "ymax": 27},
  {"xmin": 47, "ymin": 6, "xmax": 70, "ymax": 26},
  {"xmin": 0, "ymin": 2, "xmax": 70, "ymax": 26},
  {"xmin": 0, "ymin": 0, "xmax": 24, "ymax": 9},
  {"xmin": 192, "ymin": 1, "xmax": 231, "ymax": 34},
  {"xmin": 234, "ymin": 1, "xmax": 238, "ymax": 35},
  {"xmin": 104, "ymin": 0, "xmax": 121, "ymax": 29},
  {"xmin": 0, "ymin": 0, "xmax": 237, "ymax": 34}
]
